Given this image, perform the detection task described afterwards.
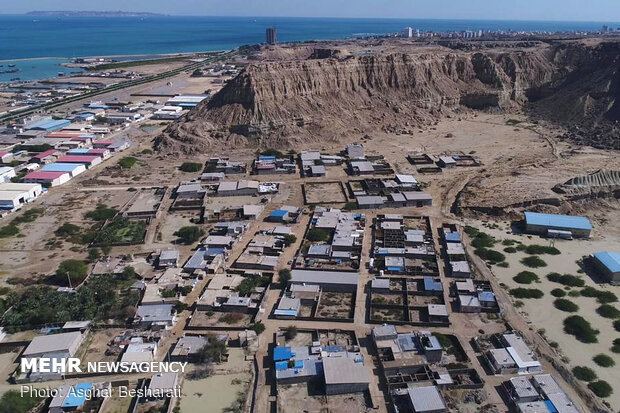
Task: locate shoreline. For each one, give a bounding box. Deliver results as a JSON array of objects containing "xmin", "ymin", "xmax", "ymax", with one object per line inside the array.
[{"xmin": 0, "ymin": 49, "xmax": 230, "ymax": 63}]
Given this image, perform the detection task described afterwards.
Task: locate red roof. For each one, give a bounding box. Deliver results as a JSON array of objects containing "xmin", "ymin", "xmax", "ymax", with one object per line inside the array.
[
  {"xmin": 25, "ymin": 171, "xmax": 68, "ymax": 180},
  {"xmin": 32, "ymin": 149, "xmax": 59, "ymax": 159},
  {"xmin": 87, "ymin": 149, "xmax": 109, "ymax": 154},
  {"xmin": 56, "ymin": 155, "xmax": 101, "ymax": 163},
  {"xmin": 46, "ymin": 132, "xmax": 83, "ymax": 138},
  {"xmin": 70, "ymin": 137, "xmax": 92, "ymax": 141},
  {"xmin": 0, "ymin": 151, "xmax": 8, "ymax": 157}
]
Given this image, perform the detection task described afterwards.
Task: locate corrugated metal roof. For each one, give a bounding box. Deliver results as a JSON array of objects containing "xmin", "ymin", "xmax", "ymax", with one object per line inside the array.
[
  {"xmin": 524, "ymin": 211, "xmax": 592, "ymax": 231},
  {"xmin": 593, "ymin": 251, "xmax": 620, "ymax": 273}
]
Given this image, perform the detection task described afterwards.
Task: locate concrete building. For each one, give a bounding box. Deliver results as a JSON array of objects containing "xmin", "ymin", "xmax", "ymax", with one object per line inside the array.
[
  {"xmin": 323, "ymin": 357, "xmax": 370, "ymax": 395},
  {"xmin": 523, "ymin": 211, "xmax": 592, "ymax": 238},
  {"xmin": 0, "ymin": 182, "xmax": 43, "ymax": 202},
  {"xmin": 0, "ymin": 166, "xmax": 15, "ymax": 183},
  {"xmin": 346, "ymin": 143, "xmax": 364, "ymax": 159},
  {"xmin": 531, "ymin": 374, "xmax": 579, "ymax": 413},
  {"xmin": 266, "ymin": 27, "xmax": 277, "ymax": 45},
  {"xmin": 0, "ymin": 151, "xmax": 14, "ymax": 164},
  {"xmin": 159, "ymin": 249, "xmax": 180, "ymax": 268},
  {"xmin": 134, "ymin": 304, "xmax": 176, "ymax": 329},
  {"xmin": 591, "ymin": 251, "xmax": 620, "ymax": 283},
  {"xmin": 406, "ymin": 385, "xmax": 447, "ymax": 412}
]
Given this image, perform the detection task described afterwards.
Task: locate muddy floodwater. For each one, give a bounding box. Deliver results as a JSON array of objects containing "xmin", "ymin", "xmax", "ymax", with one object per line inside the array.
[{"xmin": 180, "ymin": 372, "xmax": 251, "ymax": 412}]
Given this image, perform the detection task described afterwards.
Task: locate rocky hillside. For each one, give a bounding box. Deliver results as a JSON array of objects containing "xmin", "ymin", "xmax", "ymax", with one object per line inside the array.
[{"xmin": 157, "ymin": 40, "xmax": 619, "ymax": 153}]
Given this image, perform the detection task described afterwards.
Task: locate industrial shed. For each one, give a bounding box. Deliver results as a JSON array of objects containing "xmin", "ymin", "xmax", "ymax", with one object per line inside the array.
[
  {"xmin": 591, "ymin": 251, "xmax": 620, "ymax": 283},
  {"xmin": 523, "ymin": 211, "xmax": 592, "ymax": 238}
]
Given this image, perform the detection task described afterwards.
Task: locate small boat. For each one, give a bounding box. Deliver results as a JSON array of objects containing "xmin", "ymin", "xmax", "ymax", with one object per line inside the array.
[{"xmin": 8, "ymin": 64, "xmax": 16, "ymax": 67}]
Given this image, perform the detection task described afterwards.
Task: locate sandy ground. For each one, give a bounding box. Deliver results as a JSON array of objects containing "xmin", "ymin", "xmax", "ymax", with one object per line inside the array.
[
  {"xmin": 179, "ymin": 372, "xmax": 251, "ymax": 413},
  {"xmin": 466, "ymin": 218, "xmax": 620, "ymax": 409}
]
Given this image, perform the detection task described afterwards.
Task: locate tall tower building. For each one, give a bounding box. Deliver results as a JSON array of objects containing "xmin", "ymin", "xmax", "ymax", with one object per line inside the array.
[{"xmin": 266, "ymin": 27, "xmax": 277, "ymax": 45}]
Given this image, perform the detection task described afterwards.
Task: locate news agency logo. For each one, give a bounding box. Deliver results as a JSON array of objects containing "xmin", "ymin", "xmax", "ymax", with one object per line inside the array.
[
  {"xmin": 20, "ymin": 357, "xmax": 188, "ymax": 374},
  {"xmin": 21, "ymin": 357, "xmax": 82, "ymax": 374}
]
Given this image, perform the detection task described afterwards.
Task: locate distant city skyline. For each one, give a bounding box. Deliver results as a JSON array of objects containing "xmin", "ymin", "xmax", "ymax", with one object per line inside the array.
[{"xmin": 2, "ymin": 0, "xmax": 620, "ymax": 23}]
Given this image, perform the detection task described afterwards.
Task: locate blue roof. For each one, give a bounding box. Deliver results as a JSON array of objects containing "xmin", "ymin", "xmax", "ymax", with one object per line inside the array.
[
  {"xmin": 524, "ymin": 211, "xmax": 592, "ymax": 231},
  {"xmin": 273, "ymin": 347, "xmax": 292, "ymax": 361},
  {"xmin": 387, "ymin": 266, "xmax": 403, "ymax": 271},
  {"xmin": 26, "ymin": 119, "xmax": 71, "ymax": 131},
  {"xmin": 274, "ymin": 309, "xmax": 298, "ymax": 317},
  {"xmin": 445, "ymin": 232, "xmax": 461, "ymax": 242},
  {"xmin": 323, "ymin": 345, "xmax": 345, "ymax": 353},
  {"xmin": 270, "ymin": 210, "xmax": 288, "ymax": 217},
  {"xmin": 275, "ymin": 361, "xmax": 289, "ymax": 370},
  {"xmin": 478, "ymin": 291, "xmax": 496, "ymax": 302},
  {"xmin": 42, "ymin": 163, "xmax": 83, "ymax": 172},
  {"xmin": 423, "ymin": 276, "xmax": 443, "ymax": 291},
  {"xmin": 204, "ymin": 247, "xmax": 225, "ymax": 256},
  {"xmin": 259, "ymin": 155, "xmax": 276, "ymax": 161},
  {"xmin": 68, "ymin": 148, "xmax": 90, "ymax": 154},
  {"xmin": 544, "ymin": 400, "xmax": 558, "ymax": 413},
  {"xmin": 593, "ymin": 251, "xmax": 620, "ymax": 273},
  {"xmin": 62, "ymin": 382, "xmax": 92, "ymax": 408},
  {"xmin": 397, "ymin": 333, "xmax": 417, "ymax": 351}
]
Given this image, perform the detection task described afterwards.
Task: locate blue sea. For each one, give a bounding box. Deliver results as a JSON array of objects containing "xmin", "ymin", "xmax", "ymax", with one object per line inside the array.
[{"xmin": 1, "ymin": 15, "xmax": 618, "ymax": 82}]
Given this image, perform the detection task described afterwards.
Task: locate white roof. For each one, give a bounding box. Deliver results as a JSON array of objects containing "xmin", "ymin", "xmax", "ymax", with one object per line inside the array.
[
  {"xmin": 395, "ymin": 174, "xmax": 417, "ymax": 184},
  {"xmin": 407, "ymin": 385, "xmax": 446, "ymax": 412},
  {"xmin": 322, "ymin": 357, "xmax": 370, "ymax": 385},
  {"xmin": 23, "ymin": 331, "xmax": 82, "ymax": 356}
]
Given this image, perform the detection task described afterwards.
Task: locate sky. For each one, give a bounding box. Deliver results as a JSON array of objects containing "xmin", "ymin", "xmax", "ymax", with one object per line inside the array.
[{"xmin": 2, "ymin": 0, "xmax": 620, "ymax": 22}]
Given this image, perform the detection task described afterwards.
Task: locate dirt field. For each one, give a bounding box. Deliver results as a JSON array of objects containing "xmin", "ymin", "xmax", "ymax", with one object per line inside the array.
[
  {"xmin": 466, "ymin": 219, "xmax": 620, "ymax": 408},
  {"xmin": 304, "ymin": 181, "xmax": 347, "ymax": 204}
]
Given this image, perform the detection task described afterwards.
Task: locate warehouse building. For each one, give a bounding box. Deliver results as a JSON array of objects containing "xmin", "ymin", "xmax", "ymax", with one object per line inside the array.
[
  {"xmin": 41, "ymin": 163, "xmax": 87, "ymax": 177},
  {"xmin": 523, "ymin": 211, "xmax": 592, "ymax": 238},
  {"xmin": 24, "ymin": 171, "xmax": 71, "ymax": 187},
  {"xmin": 289, "ymin": 270, "xmax": 358, "ymax": 292},
  {"xmin": 591, "ymin": 251, "xmax": 620, "ymax": 283},
  {"xmin": 0, "ymin": 166, "xmax": 15, "ymax": 183},
  {"xmin": 55, "ymin": 155, "xmax": 102, "ymax": 169}
]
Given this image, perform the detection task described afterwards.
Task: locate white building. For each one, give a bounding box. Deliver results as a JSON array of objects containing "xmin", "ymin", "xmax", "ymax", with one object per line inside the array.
[{"xmin": 0, "ymin": 167, "xmax": 16, "ymax": 183}]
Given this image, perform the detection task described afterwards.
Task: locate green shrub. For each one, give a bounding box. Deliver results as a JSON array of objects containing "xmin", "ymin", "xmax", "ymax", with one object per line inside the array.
[
  {"xmin": 496, "ymin": 261, "xmax": 509, "ymax": 268},
  {"xmin": 502, "ymin": 239, "xmax": 516, "ymax": 246},
  {"xmin": 581, "ymin": 287, "xmax": 618, "ymax": 304},
  {"xmin": 554, "ymin": 299, "xmax": 579, "ymax": 312},
  {"xmin": 463, "ymin": 226, "xmax": 479, "ymax": 237},
  {"xmin": 547, "ymin": 273, "xmax": 585, "ymax": 287},
  {"xmin": 592, "ymin": 354, "xmax": 615, "ymax": 367},
  {"xmin": 284, "ymin": 326, "xmax": 298, "ymax": 340},
  {"xmin": 510, "ymin": 288, "xmax": 544, "ymax": 299},
  {"xmin": 0, "ymin": 390, "xmax": 43, "ymax": 413},
  {"xmin": 55, "ymin": 222, "xmax": 81, "ymax": 237},
  {"xmin": 471, "ymin": 232, "xmax": 495, "ymax": 248},
  {"xmin": 475, "ymin": 248, "xmax": 506, "ymax": 263},
  {"xmin": 524, "ymin": 244, "xmax": 561, "ymax": 255},
  {"xmin": 572, "ymin": 366, "xmax": 597, "ymax": 382},
  {"xmin": 179, "ymin": 162, "xmax": 203, "ymax": 172},
  {"xmin": 307, "ymin": 228, "xmax": 330, "ymax": 242},
  {"xmin": 250, "ymin": 321, "xmax": 266, "ymax": 335},
  {"xmin": 515, "ymin": 243, "xmax": 527, "ymax": 251},
  {"xmin": 55, "ymin": 259, "xmax": 88, "ymax": 286},
  {"xmin": 596, "ymin": 304, "xmax": 620, "ymax": 319},
  {"xmin": 513, "ymin": 271, "xmax": 539, "ymax": 284},
  {"xmin": 85, "ymin": 204, "xmax": 118, "ymax": 221},
  {"xmin": 568, "ymin": 290, "xmax": 581, "ymax": 297},
  {"xmin": 615, "ymin": 320, "xmax": 620, "ymax": 332},
  {"xmin": 612, "ymin": 338, "xmax": 620, "ymax": 354},
  {"xmin": 588, "ymin": 380, "xmax": 613, "ymax": 397},
  {"xmin": 520, "ymin": 256, "xmax": 547, "ymax": 268},
  {"xmin": 551, "ymin": 288, "xmax": 566, "ymax": 298},
  {"xmin": 118, "ymin": 156, "xmax": 138, "ymax": 169},
  {"xmin": 503, "ymin": 247, "xmax": 517, "ymax": 253},
  {"xmin": 0, "ymin": 224, "xmax": 19, "ymax": 238},
  {"xmin": 563, "ymin": 315, "xmax": 599, "ymax": 343},
  {"xmin": 174, "ymin": 226, "xmax": 205, "ymax": 244},
  {"xmin": 278, "ymin": 269, "xmax": 291, "ymax": 283}
]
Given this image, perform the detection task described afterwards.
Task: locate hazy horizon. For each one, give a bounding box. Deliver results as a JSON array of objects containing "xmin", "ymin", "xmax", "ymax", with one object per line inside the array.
[{"xmin": 2, "ymin": 0, "xmax": 619, "ymax": 23}]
